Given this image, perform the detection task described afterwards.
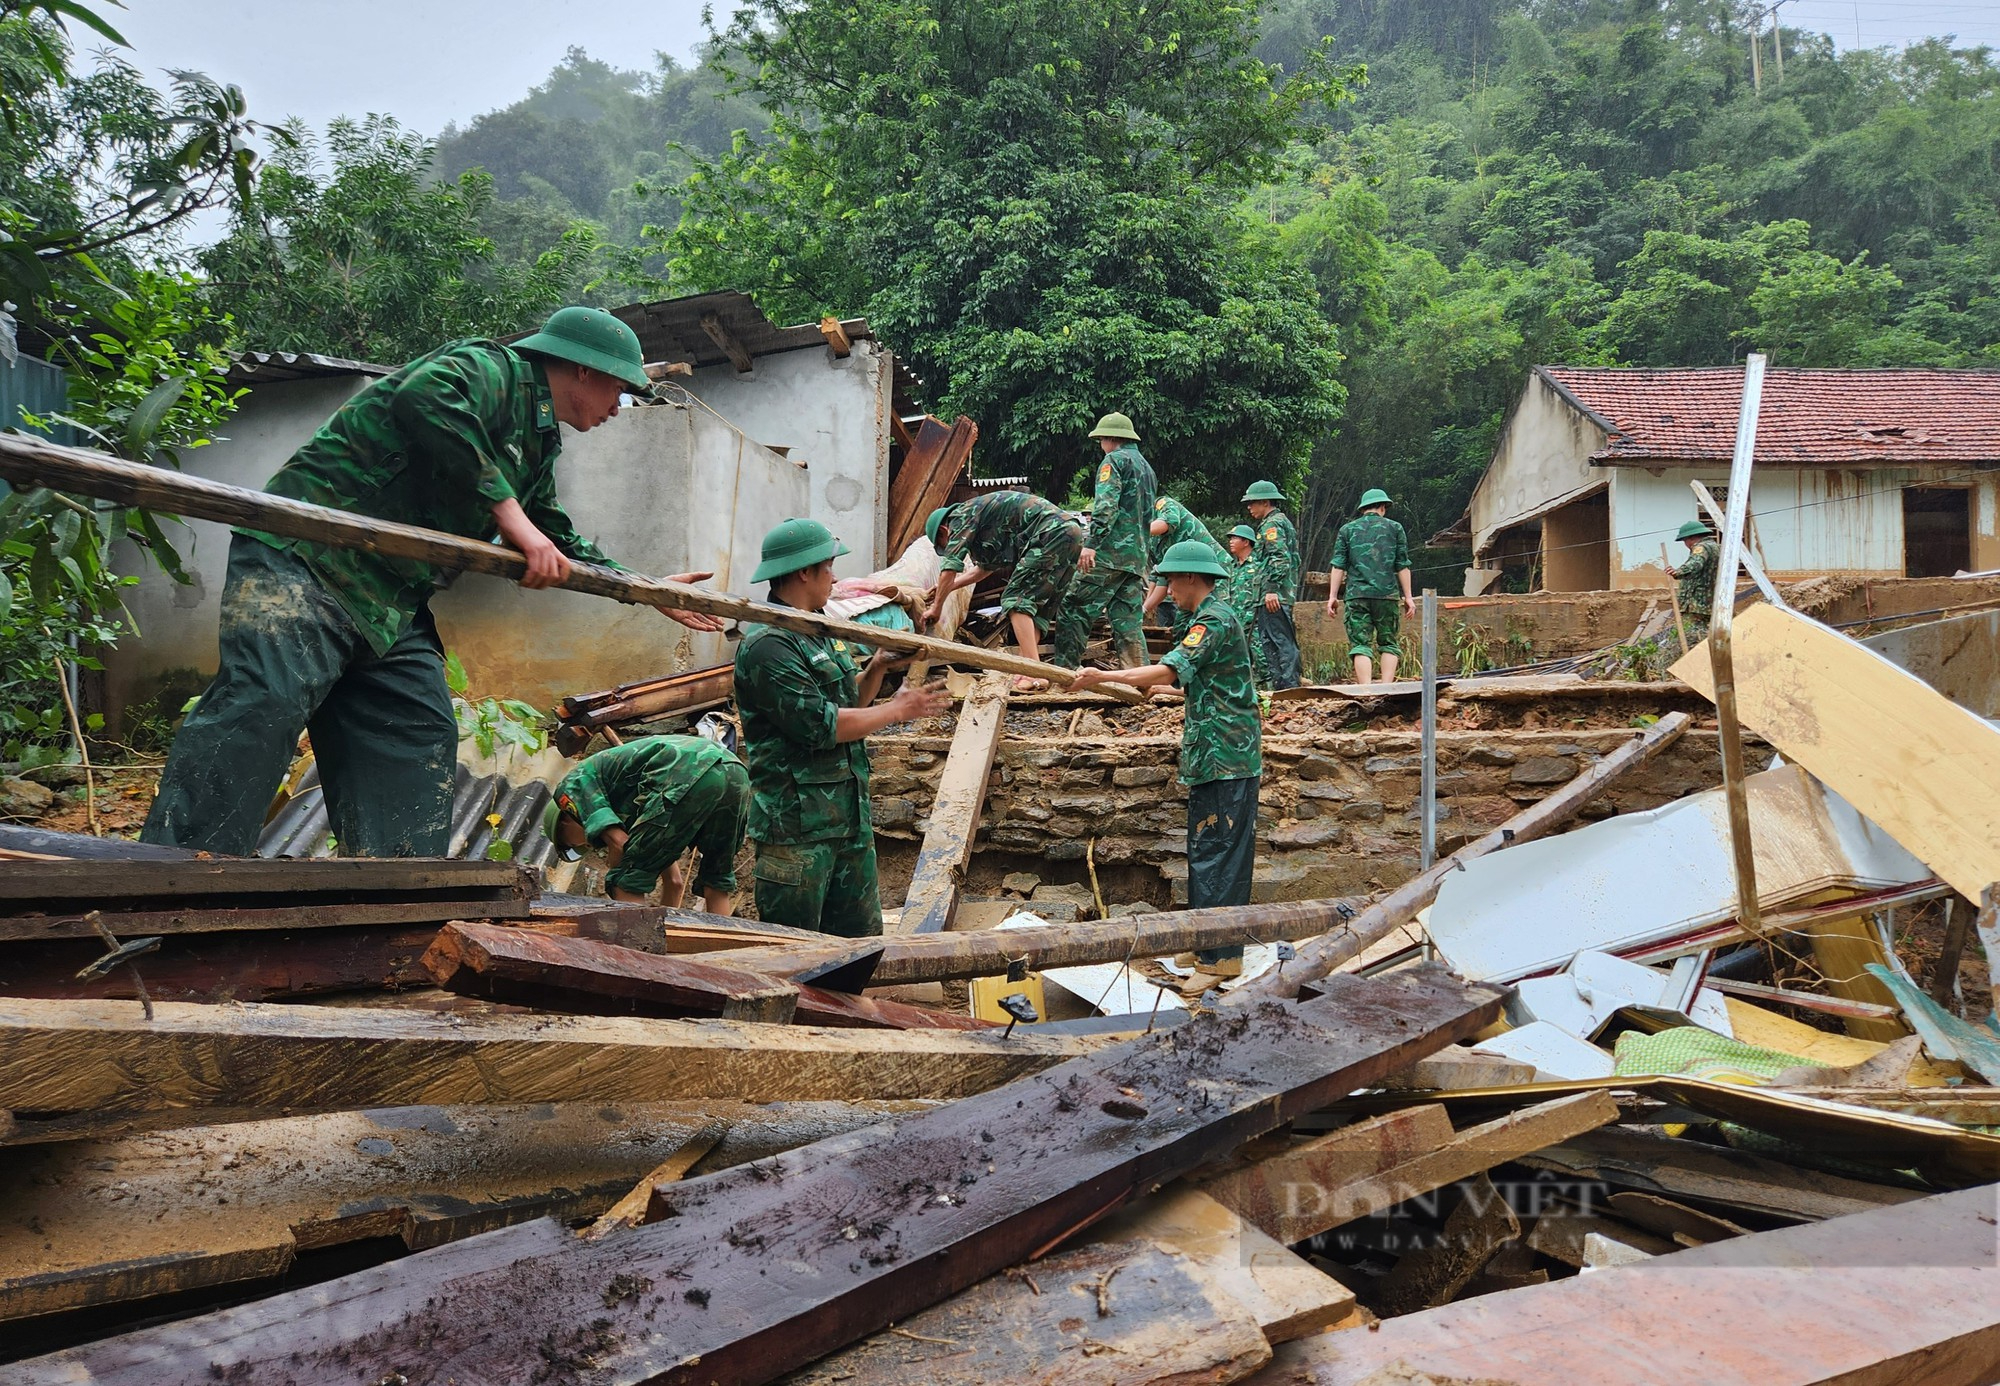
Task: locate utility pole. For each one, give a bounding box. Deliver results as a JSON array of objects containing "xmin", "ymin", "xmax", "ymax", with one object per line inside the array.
[{"xmin": 1748, "ymin": 0, "xmax": 1794, "ymax": 91}]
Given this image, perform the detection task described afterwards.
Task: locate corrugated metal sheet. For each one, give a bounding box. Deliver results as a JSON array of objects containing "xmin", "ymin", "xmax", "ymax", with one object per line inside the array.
[
  {"xmin": 0, "ymin": 354, "xmax": 77, "ymax": 453},
  {"xmin": 256, "ymin": 763, "xmax": 556, "ymax": 867},
  {"xmin": 225, "ymin": 351, "xmax": 391, "ymax": 386}
]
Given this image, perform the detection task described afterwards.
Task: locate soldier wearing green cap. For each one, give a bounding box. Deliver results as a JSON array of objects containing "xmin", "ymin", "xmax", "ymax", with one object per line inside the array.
[
  {"xmin": 735, "ymin": 518, "xmax": 950, "ymax": 936},
  {"xmin": 1327, "ymin": 487, "xmax": 1415, "ymax": 685},
  {"xmin": 1241, "ymin": 480, "xmax": 1303, "ymax": 690},
  {"xmin": 1072, "ymin": 539, "xmax": 1263, "ymax": 977},
  {"xmin": 1144, "ymin": 496, "xmax": 1234, "ymax": 637},
  {"xmin": 143, "ymin": 306, "xmax": 723, "ymax": 857},
  {"xmin": 1668, "ymin": 519, "xmax": 1720, "ymax": 644},
  {"xmin": 1052, "ymin": 412, "xmax": 1157, "ymax": 669},
  {"xmin": 1224, "ymin": 524, "xmax": 1272, "ymax": 688},
  {"xmin": 923, "ymin": 491, "xmax": 1083, "ymax": 685},
  {"xmin": 543, "ymin": 734, "xmax": 749, "ymax": 910}
]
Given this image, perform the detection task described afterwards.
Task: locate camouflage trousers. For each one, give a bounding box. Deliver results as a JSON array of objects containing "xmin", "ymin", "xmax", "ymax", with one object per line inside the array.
[
  {"xmin": 605, "ymin": 760, "xmax": 751, "ymax": 900},
  {"xmin": 1001, "ymin": 527, "xmax": 1084, "ymax": 632},
  {"xmin": 1342, "ymin": 597, "xmax": 1404, "ymax": 661},
  {"xmin": 143, "ymin": 536, "xmax": 455, "ymax": 857},
  {"xmin": 751, "ymin": 835, "xmax": 884, "ymax": 938},
  {"xmin": 1052, "ymin": 565, "xmax": 1148, "ymax": 667}
]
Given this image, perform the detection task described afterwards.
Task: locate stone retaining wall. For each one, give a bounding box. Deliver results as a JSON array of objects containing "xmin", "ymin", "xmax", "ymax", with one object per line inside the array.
[{"xmin": 869, "ymin": 725, "xmax": 1731, "ymax": 905}]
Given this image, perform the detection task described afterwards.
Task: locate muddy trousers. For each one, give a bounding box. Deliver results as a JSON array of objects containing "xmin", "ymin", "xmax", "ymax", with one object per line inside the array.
[
  {"xmin": 1187, "ymin": 775, "xmax": 1259, "ymax": 965},
  {"xmin": 1051, "ymin": 566, "xmax": 1148, "ymax": 667},
  {"xmin": 751, "ymin": 836, "xmax": 884, "ymax": 938},
  {"xmin": 141, "ymin": 536, "xmax": 457, "ymax": 857},
  {"xmin": 1256, "ymin": 603, "xmax": 1303, "ymax": 690}
]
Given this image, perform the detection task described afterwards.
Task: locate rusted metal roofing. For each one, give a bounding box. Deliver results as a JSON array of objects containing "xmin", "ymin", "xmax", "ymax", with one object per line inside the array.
[
  {"xmin": 606, "ymin": 291, "xmax": 873, "ymax": 373},
  {"xmin": 1538, "ymin": 365, "xmax": 2000, "ymax": 468}
]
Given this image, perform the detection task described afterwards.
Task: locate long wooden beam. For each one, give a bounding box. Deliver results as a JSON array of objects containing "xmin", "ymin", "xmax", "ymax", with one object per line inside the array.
[
  {"xmin": 11, "ymin": 968, "xmax": 1504, "ymax": 1386},
  {"xmin": 0, "ymin": 996, "xmax": 1092, "ymax": 1127},
  {"xmin": 0, "ymin": 435, "xmax": 1118, "ymax": 695},
  {"xmin": 899, "ymin": 670, "xmax": 1010, "ymax": 934},
  {"xmin": 1232, "ymin": 710, "xmax": 1693, "ymax": 1001},
  {"xmin": 0, "ymin": 854, "xmax": 532, "ymax": 902}
]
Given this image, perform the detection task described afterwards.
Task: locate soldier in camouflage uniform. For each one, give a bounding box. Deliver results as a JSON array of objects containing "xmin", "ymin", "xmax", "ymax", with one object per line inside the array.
[
  {"xmin": 1242, "ymin": 480, "xmax": 1304, "ymax": 690},
  {"xmin": 1052, "ymin": 412, "xmax": 1157, "ymax": 668},
  {"xmin": 1225, "ymin": 524, "xmax": 1272, "ymax": 688},
  {"xmin": 1668, "ymin": 519, "xmax": 1719, "ymax": 647},
  {"xmin": 735, "ymin": 518, "xmax": 950, "ymax": 937},
  {"xmin": 143, "ymin": 307, "xmax": 721, "ymax": 857},
  {"xmin": 1073, "ymin": 540, "xmax": 1263, "ymax": 978},
  {"xmin": 542, "ymin": 734, "xmax": 749, "ymax": 911},
  {"xmin": 923, "ymin": 491, "xmax": 1083, "ymax": 683},
  {"xmin": 1143, "ymin": 495, "xmax": 1233, "ymax": 637},
  {"xmin": 1327, "ymin": 488, "xmax": 1416, "ymax": 685}
]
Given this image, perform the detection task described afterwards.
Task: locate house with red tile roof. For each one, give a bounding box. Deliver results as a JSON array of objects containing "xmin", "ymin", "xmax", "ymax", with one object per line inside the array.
[{"xmin": 1454, "ymin": 366, "xmax": 2000, "ymax": 591}]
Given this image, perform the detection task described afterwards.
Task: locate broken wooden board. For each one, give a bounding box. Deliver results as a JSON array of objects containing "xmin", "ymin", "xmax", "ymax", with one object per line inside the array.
[
  {"xmin": 426, "ymin": 921, "xmax": 993, "ymax": 1031},
  {"xmin": 1211, "ymin": 1091, "xmax": 1621, "ymax": 1245},
  {"xmin": 0, "ymin": 855, "xmax": 532, "ymax": 903},
  {"xmin": 1604, "ymin": 1191, "xmax": 1752, "ymax": 1246},
  {"xmin": 0, "ymin": 997, "xmax": 1093, "ymax": 1135},
  {"xmin": 1243, "ymin": 1184, "xmax": 2000, "ymax": 1386},
  {"xmin": 1673, "ymin": 602, "xmax": 2000, "ymax": 902},
  {"xmin": 0, "ymin": 924, "xmax": 440, "ymax": 1002},
  {"xmin": 11, "ymin": 967, "xmax": 1503, "ymax": 1386},
  {"xmin": 1517, "ymin": 1125, "xmax": 1924, "ymax": 1222},
  {"xmin": 778, "ymin": 1239, "xmax": 1272, "ymax": 1386},
  {"xmin": 1200, "ymin": 1105, "xmax": 1455, "ymax": 1245},
  {"xmin": 1523, "ymin": 1209, "xmax": 1677, "ymax": 1267},
  {"xmin": 1091, "ymin": 1186, "xmax": 1356, "ymax": 1343},
  {"xmin": 899, "ymin": 670, "xmax": 1009, "ymax": 935},
  {"xmin": 1372, "ymin": 1045, "xmax": 1538, "ymax": 1092},
  {"xmin": 1373, "ymin": 1171, "xmax": 1520, "ymax": 1315}
]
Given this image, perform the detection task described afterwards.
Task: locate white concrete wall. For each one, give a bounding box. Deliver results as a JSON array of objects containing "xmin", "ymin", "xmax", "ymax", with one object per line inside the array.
[
  {"xmin": 683, "ymin": 340, "xmax": 892, "ymax": 578},
  {"xmin": 1470, "ymin": 373, "xmax": 1608, "ymax": 557},
  {"xmin": 1608, "ymin": 467, "xmax": 2000, "ymax": 588},
  {"xmin": 98, "ymin": 386, "xmax": 805, "ymax": 727}
]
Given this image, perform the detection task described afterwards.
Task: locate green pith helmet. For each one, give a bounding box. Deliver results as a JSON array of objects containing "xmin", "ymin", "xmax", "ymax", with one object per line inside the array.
[
  {"xmin": 1155, "ymin": 538, "xmax": 1231, "ymax": 579},
  {"xmin": 514, "ymin": 306, "xmax": 652, "ymax": 391},
  {"xmin": 1241, "ymin": 479, "xmax": 1285, "ymax": 503},
  {"xmin": 925, "ymin": 505, "xmax": 955, "ymax": 548},
  {"xmin": 1227, "ymin": 524, "xmax": 1258, "ymax": 543},
  {"xmin": 752, "ymin": 517, "xmax": 850, "ymax": 583},
  {"xmin": 1675, "ymin": 520, "xmax": 1712, "ymax": 541},
  {"xmin": 1089, "ymin": 411, "xmax": 1140, "ymax": 441},
  {"xmin": 1356, "ymin": 487, "xmax": 1393, "ymax": 512}
]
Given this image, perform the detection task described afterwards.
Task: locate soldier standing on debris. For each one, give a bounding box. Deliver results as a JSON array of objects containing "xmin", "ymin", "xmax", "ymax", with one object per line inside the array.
[
  {"xmin": 141, "ymin": 306, "xmax": 722, "ymax": 857},
  {"xmin": 1327, "ymin": 487, "xmax": 1416, "ymax": 685},
  {"xmin": 1669, "ymin": 519, "xmax": 1721, "ymax": 645},
  {"xmin": 1071, "ymin": 540, "xmax": 1263, "ymax": 978},
  {"xmin": 1242, "ymin": 480, "xmax": 1304, "ymax": 690},
  {"xmin": 1052, "ymin": 412, "xmax": 1157, "ymax": 669},
  {"xmin": 922, "ymin": 492, "xmax": 1084, "ymax": 689},
  {"xmin": 1143, "ymin": 495, "xmax": 1234, "ymax": 636},
  {"xmin": 1225, "ymin": 524, "xmax": 1272, "ymax": 689},
  {"xmin": 543, "ymin": 734, "xmax": 749, "ymax": 911},
  {"xmin": 735, "ymin": 518, "xmax": 951, "ymax": 936}
]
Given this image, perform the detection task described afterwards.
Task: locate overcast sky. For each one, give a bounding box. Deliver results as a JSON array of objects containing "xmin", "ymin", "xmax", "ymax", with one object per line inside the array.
[{"xmin": 107, "ymin": 0, "xmax": 2000, "ymax": 144}]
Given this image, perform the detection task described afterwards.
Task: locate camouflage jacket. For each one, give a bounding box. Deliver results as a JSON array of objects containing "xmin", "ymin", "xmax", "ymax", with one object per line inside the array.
[
  {"xmin": 1253, "ymin": 510, "xmax": 1301, "ymax": 603},
  {"xmin": 1148, "ymin": 496, "xmax": 1234, "ymax": 588},
  {"xmin": 1329, "ymin": 512, "xmax": 1409, "ymax": 600},
  {"xmin": 1225, "ymin": 554, "xmax": 1262, "ymax": 626},
  {"xmin": 247, "ymin": 339, "xmax": 615, "ymax": 655},
  {"xmin": 1086, "ymin": 443, "xmax": 1158, "ymax": 576},
  {"xmin": 940, "ymin": 490, "xmax": 1079, "ymax": 573},
  {"xmin": 733, "ymin": 614, "xmax": 872, "ymax": 844},
  {"xmin": 1671, "ymin": 539, "xmax": 1720, "ymax": 619},
  {"xmin": 553, "ymin": 735, "xmax": 744, "ymax": 892},
  {"xmin": 1161, "ymin": 591, "xmax": 1264, "ymax": 786}
]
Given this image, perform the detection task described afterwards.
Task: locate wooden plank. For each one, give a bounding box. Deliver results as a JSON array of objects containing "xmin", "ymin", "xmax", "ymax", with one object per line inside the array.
[
  {"xmin": 1200, "ymin": 1106, "xmax": 1455, "ymax": 1245},
  {"xmin": 425, "ymin": 921, "xmax": 995, "ymax": 1031},
  {"xmin": 777, "ymin": 1240, "xmax": 1272, "ymax": 1386},
  {"xmin": 0, "ymin": 894, "xmax": 534, "ymax": 942},
  {"xmin": 710, "ymin": 897, "xmax": 1370, "ymax": 985},
  {"xmin": 900, "ymin": 671, "xmax": 1009, "ymax": 934},
  {"xmin": 0, "ymin": 824, "xmax": 194, "ymax": 860},
  {"xmin": 699, "ymin": 310, "xmax": 754, "ymax": 372},
  {"xmin": 1523, "ymin": 1210, "xmax": 1676, "ymax": 1267},
  {"xmin": 584, "ymin": 1121, "xmax": 730, "ymax": 1240},
  {"xmin": 817, "ymin": 316, "xmax": 851, "ymax": 357},
  {"xmin": 1242, "ymin": 1185, "xmax": 2000, "ymax": 1386},
  {"xmin": 0, "ymin": 996, "xmax": 1095, "ymax": 1127},
  {"xmin": 11, "ymin": 968, "xmax": 1504, "ymax": 1386},
  {"xmin": 1604, "ymin": 1192, "xmax": 1752, "ymax": 1246},
  {"xmin": 1673, "ymin": 602, "xmax": 2000, "ymax": 901},
  {"xmin": 0, "ymin": 856, "xmax": 531, "ymax": 903},
  {"xmin": 1211, "ymin": 1092, "xmax": 1621, "ymax": 1245},
  {"xmin": 1091, "ymin": 1186, "xmax": 1356, "ymax": 1343},
  {"xmin": 1374, "ymin": 1045, "xmax": 1539, "ymax": 1091},
  {"xmin": 0, "ymin": 924, "xmax": 440, "ymax": 1002},
  {"xmin": 1517, "ymin": 1125, "xmax": 1922, "ymax": 1222},
  {"xmin": 0, "ymin": 435, "xmax": 1122, "ymax": 695},
  {"xmin": 1232, "ymin": 712, "xmax": 1692, "ymax": 1002},
  {"xmin": 1374, "ymin": 1172, "xmax": 1520, "ymax": 1315},
  {"xmin": 885, "ymin": 415, "xmax": 977, "ymax": 561}
]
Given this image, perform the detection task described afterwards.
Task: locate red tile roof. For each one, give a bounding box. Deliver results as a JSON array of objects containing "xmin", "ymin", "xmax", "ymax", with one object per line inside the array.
[{"xmin": 1538, "ymin": 366, "xmax": 2000, "ymax": 467}]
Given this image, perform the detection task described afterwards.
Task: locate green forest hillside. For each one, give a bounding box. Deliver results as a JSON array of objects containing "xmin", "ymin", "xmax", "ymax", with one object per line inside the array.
[{"xmin": 210, "ymin": 1, "xmax": 2000, "ymax": 570}]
